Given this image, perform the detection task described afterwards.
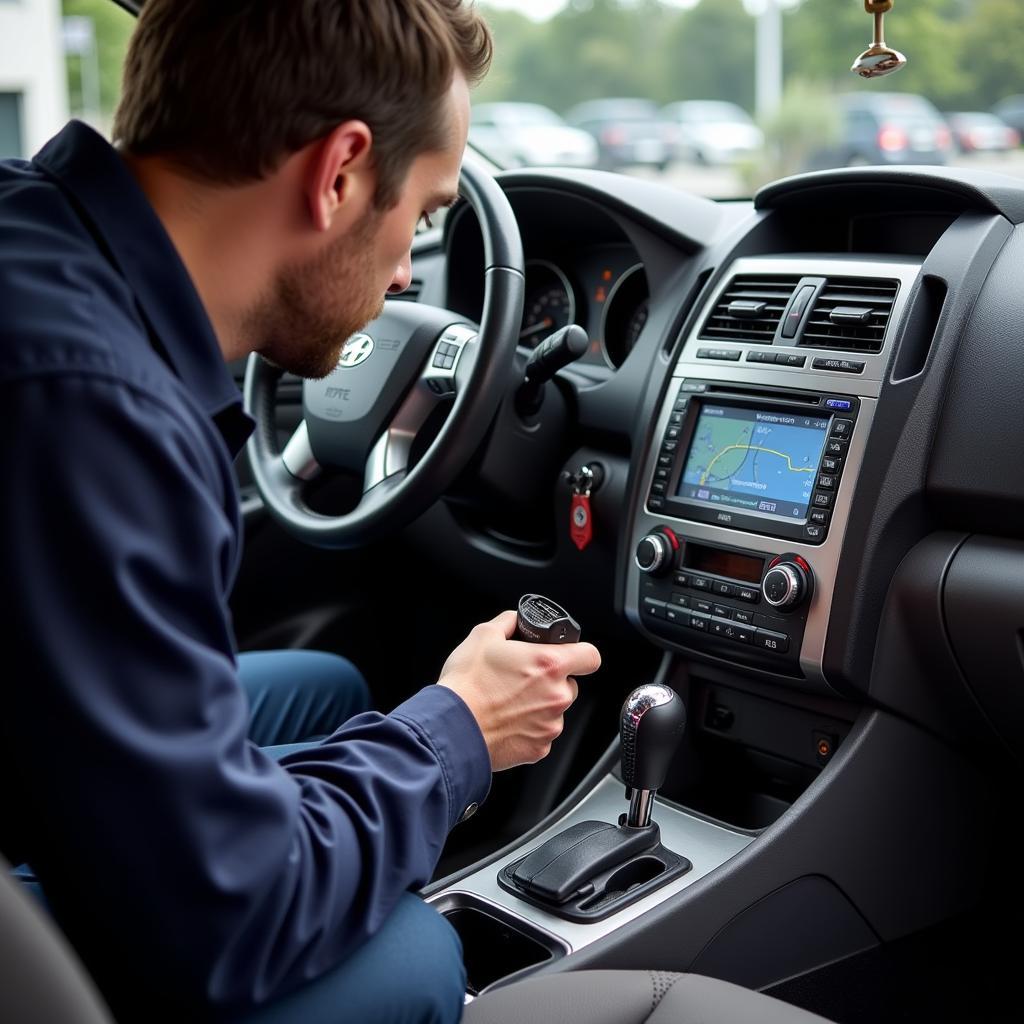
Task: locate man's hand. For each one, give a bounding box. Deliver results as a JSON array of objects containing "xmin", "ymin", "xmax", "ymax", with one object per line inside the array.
[{"xmin": 438, "ymin": 610, "xmax": 602, "ymax": 772}]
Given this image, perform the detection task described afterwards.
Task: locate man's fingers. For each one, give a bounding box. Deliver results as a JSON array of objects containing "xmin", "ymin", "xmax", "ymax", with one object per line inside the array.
[
  {"xmin": 566, "ymin": 641, "xmax": 601, "ymax": 677},
  {"xmin": 490, "ymin": 609, "xmax": 519, "ymax": 639}
]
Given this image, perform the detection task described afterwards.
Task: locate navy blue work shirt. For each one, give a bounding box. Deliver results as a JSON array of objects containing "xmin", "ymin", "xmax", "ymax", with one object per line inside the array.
[{"xmin": 0, "ymin": 122, "xmax": 490, "ymax": 1017}]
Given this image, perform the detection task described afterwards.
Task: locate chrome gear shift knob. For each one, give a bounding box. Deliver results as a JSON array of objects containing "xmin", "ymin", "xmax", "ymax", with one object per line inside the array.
[{"xmin": 620, "ymin": 685, "xmax": 686, "ymax": 828}]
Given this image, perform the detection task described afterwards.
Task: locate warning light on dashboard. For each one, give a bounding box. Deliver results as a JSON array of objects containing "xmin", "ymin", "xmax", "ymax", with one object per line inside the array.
[
  {"xmin": 602, "ymin": 269, "xmax": 613, "ymax": 282},
  {"xmin": 595, "ymin": 286, "xmax": 607, "ymax": 302}
]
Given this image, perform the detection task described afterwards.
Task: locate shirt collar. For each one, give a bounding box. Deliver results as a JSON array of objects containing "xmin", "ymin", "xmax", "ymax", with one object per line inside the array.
[{"xmin": 32, "ymin": 121, "xmax": 253, "ymax": 453}]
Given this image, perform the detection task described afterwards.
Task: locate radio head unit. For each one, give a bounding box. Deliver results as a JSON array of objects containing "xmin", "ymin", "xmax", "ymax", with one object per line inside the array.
[{"xmin": 647, "ymin": 381, "xmax": 860, "ymax": 545}]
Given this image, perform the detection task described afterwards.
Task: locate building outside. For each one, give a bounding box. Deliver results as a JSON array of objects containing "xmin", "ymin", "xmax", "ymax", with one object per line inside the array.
[{"xmin": 0, "ymin": 0, "xmax": 68, "ymax": 158}]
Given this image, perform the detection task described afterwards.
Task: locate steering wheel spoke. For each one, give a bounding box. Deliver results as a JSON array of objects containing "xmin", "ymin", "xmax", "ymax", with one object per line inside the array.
[
  {"xmin": 363, "ymin": 324, "xmax": 479, "ymax": 493},
  {"xmin": 281, "ymin": 420, "xmax": 322, "ymax": 482}
]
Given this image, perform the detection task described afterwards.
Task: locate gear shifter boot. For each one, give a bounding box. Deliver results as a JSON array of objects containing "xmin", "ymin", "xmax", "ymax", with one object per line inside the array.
[
  {"xmin": 500, "ymin": 820, "xmax": 690, "ymax": 922},
  {"xmin": 509, "ymin": 820, "xmax": 658, "ymax": 904}
]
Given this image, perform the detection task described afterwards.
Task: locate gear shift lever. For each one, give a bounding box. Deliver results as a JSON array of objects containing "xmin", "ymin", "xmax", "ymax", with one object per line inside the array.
[
  {"xmin": 620, "ymin": 685, "xmax": 687, "ymax": 828},
  {"xmin": 500, "ymin": 680, "xmax": 692, "ymax": 919}
]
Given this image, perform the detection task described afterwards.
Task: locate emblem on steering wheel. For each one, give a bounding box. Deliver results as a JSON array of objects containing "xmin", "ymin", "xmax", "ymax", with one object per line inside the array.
[{"xmin": 338, "ymin": 333, "xmax": 374, "ymax": 368}]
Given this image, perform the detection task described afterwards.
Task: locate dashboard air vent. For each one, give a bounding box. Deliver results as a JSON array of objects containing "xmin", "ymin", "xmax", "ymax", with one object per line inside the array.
[
  {"xmin": 798, "ymin": 277, "xmax": 899, "ymax": 353},
  {"xmin": 699, "ymin": 275, "xmax": 800, "ymax": 343}
]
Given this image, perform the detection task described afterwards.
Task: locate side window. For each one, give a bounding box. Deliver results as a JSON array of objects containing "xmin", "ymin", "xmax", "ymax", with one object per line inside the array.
[
  {"xmin": 0, "ymin": 0, "xmax": 133, "ymax": 158},
  {"xmin": 0, "ymin": 92, "xmax": 24, "ymax": 159}
]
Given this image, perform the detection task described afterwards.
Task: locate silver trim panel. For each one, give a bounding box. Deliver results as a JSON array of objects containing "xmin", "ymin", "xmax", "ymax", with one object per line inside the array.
[
  {"xmin": 625, "ymin": 255, "xmax": 922, "ymax": 687},
  {"xmin": 428, "ymin": 775, "xmax": 753, "ymax": 952},
  {"xmin": 678, "ymin": 255, "xmax": 922, "ymax": 385}
]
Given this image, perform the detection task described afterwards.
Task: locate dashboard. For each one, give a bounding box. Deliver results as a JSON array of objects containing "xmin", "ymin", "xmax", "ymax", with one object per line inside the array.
[{"xmin": 406, "ymin": 161, "xmax": 1024, "ymax": 763}]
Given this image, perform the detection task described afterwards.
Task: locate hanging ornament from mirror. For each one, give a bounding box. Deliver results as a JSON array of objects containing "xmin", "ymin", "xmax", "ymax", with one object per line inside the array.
[{"xmin": 852, "ymin": 0, "xmax": 907, "ymax": 78}]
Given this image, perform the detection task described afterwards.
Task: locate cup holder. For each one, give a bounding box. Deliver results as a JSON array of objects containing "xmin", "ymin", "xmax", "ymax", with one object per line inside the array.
[{"xmin": 428, "ymin": 892, "xmax": 568, "ymax": 996}]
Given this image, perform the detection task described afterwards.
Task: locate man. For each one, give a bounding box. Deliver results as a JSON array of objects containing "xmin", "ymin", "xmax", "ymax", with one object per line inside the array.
[{"xmin": 0, "ymin": 2, "xmax": 600, "ymax": 1022}]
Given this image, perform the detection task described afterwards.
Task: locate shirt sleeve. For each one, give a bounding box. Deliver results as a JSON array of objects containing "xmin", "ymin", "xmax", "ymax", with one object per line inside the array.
[{"xmin": 0, "ymin": 372, "xmax": 491, "ymax": 1015}]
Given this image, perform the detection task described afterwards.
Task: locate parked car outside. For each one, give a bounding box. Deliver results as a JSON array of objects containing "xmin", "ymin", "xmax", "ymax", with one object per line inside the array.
[
  {"xmin": 564, "ymin": 98, "xmax": 674, "ymax": 171},
  {"xmin": 945, "ymin": 111, "xmax": 1019, "ymax": 154},
  {"xmin": 991, "ymin": 94, "xmax": 1024, "ymax": 137},
  {"xmin": 809, "ymin": 92, "xmax": 953, "ymax": 169},
  {"xmin": 660, "ymin": 100, "xmax": 764, "ymax": 165},
  {"xmin": 469, "ymin": 102, "xmax": 598, "ymax": 169}
]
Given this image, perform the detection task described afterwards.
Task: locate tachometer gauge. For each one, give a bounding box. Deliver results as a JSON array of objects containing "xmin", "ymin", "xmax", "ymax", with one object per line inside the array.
[
  {"xmin": 601, "ymin": 264, "xmax": 650, "ymax": 368},
  {"xmin": 520, "ymin": 260, "xmax": 576, "ymax": 347},
  {"xmin": 624, "ymin": 300, "xmax": 649, "ymax": 352}
]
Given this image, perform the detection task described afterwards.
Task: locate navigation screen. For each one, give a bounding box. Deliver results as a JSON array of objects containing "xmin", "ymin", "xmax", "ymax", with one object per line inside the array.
[{"xmin": 676, "ymin": 404, "xmax": 830, "ymax": 522}]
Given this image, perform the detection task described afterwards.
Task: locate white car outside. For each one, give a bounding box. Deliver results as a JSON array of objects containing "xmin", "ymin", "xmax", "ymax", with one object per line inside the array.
[
  {"xmin": 470, "ymin": 102, "xmax": 599, "ymax": 169},
  {"xmin": 661, "ymin": 100, "xmax": 764, "ymax": 166}
]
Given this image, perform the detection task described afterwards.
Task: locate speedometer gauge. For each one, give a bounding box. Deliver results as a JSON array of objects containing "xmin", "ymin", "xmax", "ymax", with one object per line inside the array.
[{"xmin": 520, "ymin": 261, "xmax": 576, "ymax": 348}]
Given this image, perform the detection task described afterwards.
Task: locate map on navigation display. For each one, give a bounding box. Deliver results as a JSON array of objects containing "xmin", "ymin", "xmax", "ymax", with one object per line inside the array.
[{"xmin": 676, "ymin": 405, "xmax": 830, "ymax": 521}]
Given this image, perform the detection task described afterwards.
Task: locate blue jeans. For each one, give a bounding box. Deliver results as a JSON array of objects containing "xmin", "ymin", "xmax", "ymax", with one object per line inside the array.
[
  {"xmin": 235, "ymin": 651, "xmax": 467, "ymax": 1024},
  {"xmin": 19, "ymin": 650, "xmax": 468, "ymax": 1024}
]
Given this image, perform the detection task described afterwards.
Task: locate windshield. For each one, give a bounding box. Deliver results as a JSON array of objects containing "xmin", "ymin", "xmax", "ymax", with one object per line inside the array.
[
  {"xmin": 471, "ymin": 0, "xmax": 1024, "ymax": 197},
  {"xmin": 2, "ymin": 1, "xmax": 1022, "ymax": 201}
]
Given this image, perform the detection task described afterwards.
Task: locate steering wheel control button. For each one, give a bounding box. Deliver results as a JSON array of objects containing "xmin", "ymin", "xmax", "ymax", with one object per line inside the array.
[
  {"xmin": 813, "ymin": 357, "xmax": 865, "ymax": 373},
  {"xmin": 516, "ymin": 595, "xmax": 582, "ymax": 644},
  {"xmin": 754, "ymin": 628, "xmax": 790, "ymax": 654}
]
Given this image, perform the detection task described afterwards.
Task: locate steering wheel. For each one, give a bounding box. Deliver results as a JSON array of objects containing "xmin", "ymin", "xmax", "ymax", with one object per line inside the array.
[{"xmin": 244, "ymin": 160, "xmax": 524, "ymax": 548}]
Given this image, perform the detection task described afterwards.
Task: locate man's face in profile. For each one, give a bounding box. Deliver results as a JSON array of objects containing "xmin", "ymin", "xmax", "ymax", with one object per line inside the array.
[{"xmin": 251, "ymin": 75, "xmax": 470, "ymax": 380}]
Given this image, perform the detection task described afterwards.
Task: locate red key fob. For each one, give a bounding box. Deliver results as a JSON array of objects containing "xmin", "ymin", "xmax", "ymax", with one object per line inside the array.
[{"xmin": 570, "ymin": 493, "xmax": 593, "ymax": 551}]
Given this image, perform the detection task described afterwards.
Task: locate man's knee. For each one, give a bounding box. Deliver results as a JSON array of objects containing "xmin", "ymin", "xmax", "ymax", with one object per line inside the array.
[
  {"xmin": 236, "ymin": 894, "xmax": 465, "ymax": 1024},
  {"xmin": 239, "ymin": 649, "xmax": 371, "ymax": 747},
  {"xmin": 368, "ymin": 894, "xmax": 466, "ymax": 1023}
]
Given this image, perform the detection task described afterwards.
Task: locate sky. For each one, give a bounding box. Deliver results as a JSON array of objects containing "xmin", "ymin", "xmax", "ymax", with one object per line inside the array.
[
  {"xmin": 482, "ymin": 1, "xmax": 698, "ymax": 22},
  {"xmin": 480, "ymin": 0, "xmax": 799, "ymax": 22}
]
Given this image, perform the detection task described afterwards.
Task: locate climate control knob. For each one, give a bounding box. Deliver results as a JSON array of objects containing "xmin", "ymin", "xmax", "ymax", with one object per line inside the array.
[
  {"xmin": 762, "ymin": 561, "xmax": 810, "ymax": 610},
  {"xmin": 635, "ymin": 530, "xmax": 676, "ymax": 577}
]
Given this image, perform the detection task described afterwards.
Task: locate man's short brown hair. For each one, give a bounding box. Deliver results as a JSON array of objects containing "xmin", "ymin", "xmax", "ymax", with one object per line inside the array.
[{"xmin": 114, "ymin": 0, "xmax": 492, "ymax": 208}]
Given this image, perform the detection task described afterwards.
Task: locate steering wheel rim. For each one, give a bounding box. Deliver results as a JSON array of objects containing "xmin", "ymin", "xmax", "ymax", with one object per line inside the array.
[{"xmin": 244, "ymin": 158, "xmax": 524, "ymax": 549}]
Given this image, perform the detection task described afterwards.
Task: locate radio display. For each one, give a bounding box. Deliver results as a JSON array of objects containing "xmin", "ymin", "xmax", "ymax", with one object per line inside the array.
[{"xmin": 675, "ymin": 403, "xmax": 830, "ymax": 523}]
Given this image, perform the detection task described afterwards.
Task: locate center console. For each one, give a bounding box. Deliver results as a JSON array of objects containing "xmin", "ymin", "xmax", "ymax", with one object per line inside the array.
[
  {"xmin": 428, "ymin": 255, "xmax": 946, "ymax": 1001},
  {"xmin": 626, "ymin": 255, "xmax": 920, "ymax": 689}
]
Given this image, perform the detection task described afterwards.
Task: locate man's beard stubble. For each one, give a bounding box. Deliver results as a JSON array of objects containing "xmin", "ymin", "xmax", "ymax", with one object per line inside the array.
[{"xmin": 245, "ymin": 208, "xmax": 386, "ymax": 380}]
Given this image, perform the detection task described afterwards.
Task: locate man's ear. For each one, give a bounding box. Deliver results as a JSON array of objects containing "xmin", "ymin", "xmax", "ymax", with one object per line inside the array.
[{"xmin": 305, "ymin": 121, "xmax": 374, "ymax": 232}]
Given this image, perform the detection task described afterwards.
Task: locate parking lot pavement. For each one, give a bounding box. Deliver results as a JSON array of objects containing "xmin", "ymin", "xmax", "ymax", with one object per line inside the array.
[{"xmin": 623, "ymin": 150, "xmax": 1024, "ymax": 200}]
